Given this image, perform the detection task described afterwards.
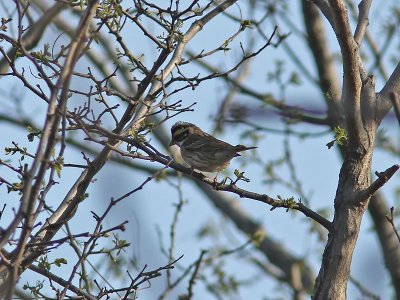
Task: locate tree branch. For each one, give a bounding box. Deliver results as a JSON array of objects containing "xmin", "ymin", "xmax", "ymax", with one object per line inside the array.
[
  {"xmin": 85, "ymin": 125, "xmax": 333, "ymax": 230},
  {"xmin": 28, "ymin": 264, "xmax": 96, "ymax": 300},
  {"xmin": 328, "ymin": 0, "xmax": 362, "ymax": 142},
  {"xmin": 0, "ymin": 1, "xmax": 68, "ymax": 73},
  {"xmin": 186, "ymin": 49, "xmax": 329, "ymax": 126},
  {"xmin": 378, "ymin": 58, "xmax": 400, "ymax": 118},
  {"xmin": 0, "ymin": 1, "xmax": 244, "ymax": 292},
  {"xmin": 390, "ymin": 92, "xmax": 400, "ymax": 127},
  {"xmin": 353, "ymin": 0, "xmax": 372, "ymax": 45},
  {"xmin": 368, "ymin": 192, "xmax": 400, "ymax": 298},
  {"xmin": 358, "ymin": 164, "xmax": 400, "ymax": 203},
  {"xmin": 197, "ymin": 183, "xmax": 316, "ymax": 292},
  {"xmin": 2, "ymin": 2, "xmax": 99, "ymax": 298},
  {"xmin": 302, "ymin": 0, "xmax": 342, "ymax": 125}
]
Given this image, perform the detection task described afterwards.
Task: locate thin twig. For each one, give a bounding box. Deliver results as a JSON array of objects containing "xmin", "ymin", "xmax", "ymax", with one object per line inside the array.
[
  {"xmin": 385, "ymin": 207, "xmax": 400, "ymax": 244},
  {"xmin": 359, "ymin": 164, "xmax": 400, "ymax": 203}
]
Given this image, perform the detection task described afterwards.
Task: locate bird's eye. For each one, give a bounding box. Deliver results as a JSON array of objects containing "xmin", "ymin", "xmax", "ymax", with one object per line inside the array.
[{"xmin": 174, "ymin": 129, "xmax": 188, "ymax": 142}]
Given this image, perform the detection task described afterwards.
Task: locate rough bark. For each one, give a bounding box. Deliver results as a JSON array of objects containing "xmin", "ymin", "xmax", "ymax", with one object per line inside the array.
[
  {"xmin": 302, "ymin": 0, "xmax": 400, "ymax": 295},
  {"xmin": 305, "ymin": 1, "xmax": 398, "ymax": 297},
  {"xmin": 314, "ymin": 135, "xmax": 376, "ymax": 298}
]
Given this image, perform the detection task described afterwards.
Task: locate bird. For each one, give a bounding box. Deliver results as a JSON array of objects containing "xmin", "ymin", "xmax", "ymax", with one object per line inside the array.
[{"xmin": 169, "ymin": 121, "xmax": 257, "ymax": 177}]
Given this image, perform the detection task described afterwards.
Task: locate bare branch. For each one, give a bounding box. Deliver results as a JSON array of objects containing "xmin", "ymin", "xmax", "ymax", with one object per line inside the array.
[
  {"xmin": 130, "ymin": 0, "xmax": 240, "ymax": 113},
  {"xmin": 385, "ymin": 207, "xmax": 400, "ymax": 244},
  {"xmin": 378, "ymin": 61, "xmax": 400, "ymax": 116},
  {"xmin": 353, "ymin": 0, "xmax": 372, "ymax": 45},
  {"xmin": 121, "ymin": 10, "xmax": 167, "ymax": 50},
  {"xmin": 368, "ymin": 192, "xmax": 400, "ymax": 298},
  {"xmin": 0, "ymin": 2, "xmax": 246, "ymax": 294},
  {"xmin": 1, "ymin": 2, "xmax": 99, "ymax": 297},
  {"xmin": 0, "ymin": 1, "xmax": 68, "ymax": 73},
  {"xmin": 311, "ymin": 0, "xmax": 335, "ymax": 25},
  {"xmin": 358, "ymin": 164, "xmax": 400, "ymax": 203},
  {"xmin": 327, "ymin": 0, "xmax": 362, "ymax": 140},
  {"xmin": 390, "ymin": 92, "xmax": 400, "ymax": 127},
  {"xmin": 349, "ymin": 275, "xmax": 380, "ymax": 300},
  {"xmin": 187, "ymin": 250, "xmax": 206, "ymax": 299},
  {"xmin": 28, "ymin": 264, "xmax": 96, "ymax": 300},
  {"xmin": 198, "ymin": 183, "xmax": 316, "ymax": 291},
  {"xmin": 186, "ymin": 48, "xmax": 329, "ymax": 126}
]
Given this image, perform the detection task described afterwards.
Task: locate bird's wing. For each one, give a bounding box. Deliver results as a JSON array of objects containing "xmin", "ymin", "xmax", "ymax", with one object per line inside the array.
[{"xmin": 185, "ymin": 135, "xmax": 232, "ymax": 152}]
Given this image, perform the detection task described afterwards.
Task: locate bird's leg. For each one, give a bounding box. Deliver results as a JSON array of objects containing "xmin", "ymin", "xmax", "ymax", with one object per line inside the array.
[{"xmin": 213, "ymin": 171, "xmax": 220, "ymax": 189}]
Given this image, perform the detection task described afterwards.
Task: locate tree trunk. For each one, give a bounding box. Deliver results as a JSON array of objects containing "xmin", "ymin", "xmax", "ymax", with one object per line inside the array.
[{"xmin": 313, "ymin": 132, "xmax": 376, "ymax": 298}]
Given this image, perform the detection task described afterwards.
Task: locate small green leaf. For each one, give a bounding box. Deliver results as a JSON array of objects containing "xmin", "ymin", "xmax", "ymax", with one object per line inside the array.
[
  {"xmin": 289, "ymin": 72, "xmax": 301, "ymax": 85},
  {"xmin": 240, "ymin": 20, "xmax": 253, "ymax": 29},
  {"xmin": 334, "ymin": 126, "xmax": 348, "ymax": 145},
  {"xmin": 7, "ymin": 182, "xmax": 23, "ymax": 193},
  {"xmin": 27, "ymin": 126, "xmax": 41, "ymax": 142},
  {"xmin": 54, "ymin": 258, "xmax": 67, "ymax": 267},
  {"xmin": 54, "ymin": 156, "xmax": 64, "ymax": 178},
  {"xmin": 38, "ymin": 256, "xmax": 51, "ymax": 271}
]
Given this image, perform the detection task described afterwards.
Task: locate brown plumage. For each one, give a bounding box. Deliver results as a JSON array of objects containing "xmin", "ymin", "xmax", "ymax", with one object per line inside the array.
[{"xmin": 169, "ymin": 122, "xmax": 257, "ymax": 172}]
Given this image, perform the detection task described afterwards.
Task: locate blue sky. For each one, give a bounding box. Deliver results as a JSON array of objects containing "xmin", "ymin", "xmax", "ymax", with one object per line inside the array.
[{"xmin": 0, "ymin": 1, "xmax": 399, "ymax": 299}]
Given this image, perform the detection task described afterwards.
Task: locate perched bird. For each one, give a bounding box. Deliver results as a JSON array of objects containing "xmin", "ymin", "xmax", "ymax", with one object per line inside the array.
[{"xmin": 169, "ymin": 121, "xmax": 257, "ymax": 174}]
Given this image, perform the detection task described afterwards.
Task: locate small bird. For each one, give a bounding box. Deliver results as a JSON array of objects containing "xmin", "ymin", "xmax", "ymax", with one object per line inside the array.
[{"xmin": 169, "ymin": 121, "xmax": 257, "ymax": 175}]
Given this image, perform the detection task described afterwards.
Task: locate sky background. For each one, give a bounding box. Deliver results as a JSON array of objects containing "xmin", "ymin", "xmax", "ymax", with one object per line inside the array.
[{"xmin": 0, "ymin": 1, "xmax": 399, "ymax": 299}]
